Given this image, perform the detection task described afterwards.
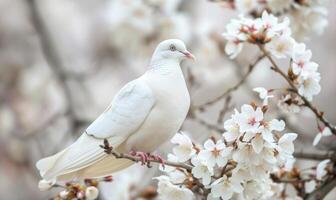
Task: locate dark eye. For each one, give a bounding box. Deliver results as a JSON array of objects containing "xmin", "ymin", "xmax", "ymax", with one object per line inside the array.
[{"xmin": 169, "ymin": 44, "xmax": 176, "ymax": 51}]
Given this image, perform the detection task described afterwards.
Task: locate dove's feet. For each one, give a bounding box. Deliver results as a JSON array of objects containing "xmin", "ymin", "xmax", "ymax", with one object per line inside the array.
[
  {"xmin": 130, "ymin": 150, "xmax": 149, "ymax": 165},
  {"xmin": 129, "ymin": 150, "xmax": 165, "ymax": 168},
  {"xmin": 148, "ymin": 154, "xmax": 165, "ymax": 169}
]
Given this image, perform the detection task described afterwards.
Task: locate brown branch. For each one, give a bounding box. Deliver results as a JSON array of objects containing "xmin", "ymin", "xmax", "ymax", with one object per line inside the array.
[
  {"xmin": 258, "ymin": 45, "xmax": 336, "ymax": 135},
  {"xmin": 294, "ymin": 151, "xmax": 336, "ymax": 161},
  {"xmin": 194, "ymin": 116, "xmax": 225, "ymax": 133},
  {"xmin": 217, "ymin": 95, "xmax": 232, "ymax": 124},
  {"xmin": 26, "ymin": 0, "xmax": 76, "ymax": 119},
  {"xmin": 194, "ymin": 54, "xmax": 265, "ymax": 110},
  {"xmin": 188, "ymin": 109, "xmax": 225, "ymax": 133},
  {"xmin": 305, "ymin": 177, "xmax": 336, "ymax": 200},
  {"xmin": 101, "ymin": 139, "xmax": 193, "ymax": 171}
]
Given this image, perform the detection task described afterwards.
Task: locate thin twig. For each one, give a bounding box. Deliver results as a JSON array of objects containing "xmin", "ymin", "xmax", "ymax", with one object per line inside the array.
[
  {"xmin": 101, "ymin": 139, "xmax": 193, "ymax": 171},
  {"xmin": 217, "ymin": 95, "xmax": 232, "ymax": 124},
  {"xmin": 258, "ymin": 45, "xmax": 336, "ymax": 135},
  {"xmin": 195, "ymin": 54, "xmax": 265, "ymax": 110}
]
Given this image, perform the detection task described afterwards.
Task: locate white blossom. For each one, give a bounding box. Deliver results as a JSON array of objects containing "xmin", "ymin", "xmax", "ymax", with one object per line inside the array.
[
  {"xmin": 236, "ymin": 104, "xmax": 263, "ymax": 133},
  {"xmin": 77, "ymin": 191, "xmax": 85, "ymax": 199},
  {"xmin": 291, "ymin": 43, "xmax": 313, "ymax": 75},
  {"xmin": 297, "ymin": 71, "xmax": 321, "ymax": 101},
  {"xmin": 225, "ymin": 37, "xmax": 244, "ymax": 59},
  {"xmin": 277, "ymin": 133, "xmax": 297, "ymax": 156},
  {"xmin": 233, "ymin": 143, "xmax": 260, "ymax": 165},
  {"xmin": 38, "ymin": 180, "xmax": 54, "ymax": 191},
  {"xmin": 305, "ymin": 180, "xmax": 316, "ymax": 193},
  {"xmin": 284, "ymin": 157, "xmax": 296, "ymax": 171},
  {"xmin": 260, "ymin": 119, "xmax": 285, "ymax": 143},
  {"xmin": 210, "ymin": 176, "xmax": 243, "ymax": 200},
  {"xmin": 253, "ymin": 87, "xmax": 274, "ymax": 105},
  {"xmin": 155, "ymin": 176, "xmax": 194, "ymax": 200},
  {"xmin": 316, "ymin": 159, "xmax": 330, "ymax": 180},
  {"xmin": 223, "ymin": 113, "xmax": 240, "ymax": 142},
  {"xmin": 198, "ymin": 139, "xmax": 232, "ymax": 167},
  {"xmin": 266, "ymin": 35, "xmax": 295, "ymax": 58},
  {"xmin": 85, "ymin": 186, "xmax": 99, "ymax": 200},
  {"xmin": 171, "ymin": 133, "xmax": 196, "ymax": 162},
  {"xmin": 59, "ymin": 190, "xmax": 69, "ymax": 199},
  {"xmin": 313, "ymin": 127, "xmax": 332, "ymax": 146},
  {"xmin": 191, "ymin": 156, "xmax": 214, "ymax": 186}
]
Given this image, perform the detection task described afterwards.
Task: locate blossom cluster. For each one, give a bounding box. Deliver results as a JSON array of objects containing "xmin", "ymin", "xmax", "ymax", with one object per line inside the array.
[
  {"xmin": 219, "ymin": 0, "xmax": 328, "ymax": 40},
  {"xmin": 223, "ymin": 11, "xmax": 321, "ymax": 102},
  {"xmin": 155, "ymin": 102, "xmax": 299, "ymax": 200},
  {"xmin": 38, "ymin": 176, "xmax": 113, "ymax": 200}
]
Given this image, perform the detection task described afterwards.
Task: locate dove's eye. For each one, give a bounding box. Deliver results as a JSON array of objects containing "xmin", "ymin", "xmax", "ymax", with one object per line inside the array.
[{"xmin": 169, "ymin": 44, "xmax": 176, "ymax": 51}]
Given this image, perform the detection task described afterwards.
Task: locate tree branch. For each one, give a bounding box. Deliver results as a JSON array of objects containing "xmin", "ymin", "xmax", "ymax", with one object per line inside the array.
[
  {"xmin": 305, "ymin": 177, "xmax": 336, "ymax": 200},
  {"xmin": 258, "ymin": 45, "xmax": 336, "ymax": 135},
  {"xmin": 294, "ymin": 151, "xmax": 336, "ymax": 161},
  {"xmin": 194, "ymin": 55, "xmax": 265, "ymax": 110},
  {"xmin": 26, "ymin": 0, "xmax": 76, "ymax": 119},
  {"xmin": 100, "ymin": 139, "xmax": 193, "ymax": 171}
]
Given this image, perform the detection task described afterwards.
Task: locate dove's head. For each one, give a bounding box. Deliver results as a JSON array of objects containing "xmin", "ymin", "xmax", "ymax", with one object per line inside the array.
[{"xmin": 151, "ymin": 39, "xmax": 195, "ymax": 64}]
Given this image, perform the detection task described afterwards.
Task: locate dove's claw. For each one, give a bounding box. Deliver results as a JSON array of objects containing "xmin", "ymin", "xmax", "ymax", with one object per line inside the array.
[
  {"xmin": 129, "ymin": 150, "xmax": 149, "ymax": 165},
  {"xmin": 149, "ymin": 154, "xmax": 165, "ymax": 169}
]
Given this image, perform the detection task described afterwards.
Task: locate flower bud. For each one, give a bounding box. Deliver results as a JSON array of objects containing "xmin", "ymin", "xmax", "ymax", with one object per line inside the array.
[
  {"xmin": 59, "ymin": 190, "xmax": 69, "ymax": 199},
  {"xmin": 85, "ymin": 186, "xmax": 99, "ymax": 200},
  {"xmin": 103, "ymin": 175, "xmax": 113, "ymax": 182},
  {"xmin": 76, "ymin": 191, "xmax": 85, "ymax": 199},
  {"xmin": 38, "ymin": 180, "xmax": 54, "ymax": 191}
]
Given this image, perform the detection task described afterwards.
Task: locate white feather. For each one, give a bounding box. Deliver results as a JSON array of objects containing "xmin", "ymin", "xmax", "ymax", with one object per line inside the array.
[{"xmin": 36, "ymin": 80, "xmax": 155, "ymax": 181}]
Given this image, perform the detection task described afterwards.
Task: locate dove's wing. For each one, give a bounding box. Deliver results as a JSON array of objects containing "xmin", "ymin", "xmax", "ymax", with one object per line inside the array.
[
  {"xmin": 37, "ymin": 79, "xmax": 156, "ymax": 180},
  {"xmin": 86, "ymin": 78, "xmax": 156, "ymax": 139}
]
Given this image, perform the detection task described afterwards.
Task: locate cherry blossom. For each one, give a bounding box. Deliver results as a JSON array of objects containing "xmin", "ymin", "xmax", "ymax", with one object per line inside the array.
[
  {"xmin": 210, "ymin": 175, "xmax": 243, "ymax": 200},
  {"xmin": 253, "ymin": 87, "xmax": 274, "ymax": 105},
  {"xmin": 277, "ymin": 133, "xmax": 298, "ymax": 156},
  {"xmin": 198, "ymin": 139, "xmax": 232, "ymax": 167},
  {"xmin": 171, "ymin": 132, "xmax": 196, "ymax": 162},
  {"xmin": 297, "ymin": 71, "xmax": 321, "ymax": 101},
  {"xmin": 223, "ymin": 112, "xmax": 241, "ymax": 142},
  {"xmin": 305, "ymin": 180, "xmax": 317, "ymax": 193},
  {"xmin": 85, "ymin": 186, "xmax": 99, "ymax": 200},
  {"xmin": 38, "ymin": 180, "xmax": 54, "ymax": 191},
  {"xmin": 259, "ymin": 119, "xmax": 285, "ymax": 143},
  {"xmin": 316, "ymin": 159, "xmax": 330, "ymax": 180},
  {"xmin": 236, "ymin": 104, "xmax": 263, "ymax": 133},
  {"xmin": 155, "ymin": 176, "xmax": 194, "ymax": 200},
  {"xmin": 291, "ymin": 43, "xmax": 313, "ymax": 75},
  {"xmin": 191, "ymin": 156, "xmax": 214, "ymax": 185},
  {"xmin": 313, "ymin": 127, "xmax": 332, "ymax": 146},
  {"xmin": 220, "ymin": 0, "xmax": 328, "ymax": 39},
  {"xmin": 59, "ymin": 190, "xmax": 69, "ymax": 199},
  {"xmin": 266, "ymin": 35, "xmax": 295, "ymax": 59}
]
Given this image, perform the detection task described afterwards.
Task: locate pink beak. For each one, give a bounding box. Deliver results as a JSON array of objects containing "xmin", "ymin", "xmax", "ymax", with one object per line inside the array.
[{"xmin": 181, "ymin": 51, "xmax": 195, "ymax": 60}]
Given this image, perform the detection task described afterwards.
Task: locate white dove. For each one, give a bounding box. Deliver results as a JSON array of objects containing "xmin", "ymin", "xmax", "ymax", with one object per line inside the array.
[{"xmin": 36, "ymin": 39, "xmax": 194, "ymax": 182}]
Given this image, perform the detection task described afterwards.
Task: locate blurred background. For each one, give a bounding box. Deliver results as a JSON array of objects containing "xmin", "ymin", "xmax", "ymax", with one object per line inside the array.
[{"xmin": 0, "ymin": 0, "xmax": 335, "ymax": 199}]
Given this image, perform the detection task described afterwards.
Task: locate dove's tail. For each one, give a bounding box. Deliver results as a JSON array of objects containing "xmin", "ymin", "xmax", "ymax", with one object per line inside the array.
[
  {"xmin": 57, "ymin": 156, "xmax": 134, "ymax": 180},
  {"xmin": 36, "ymin": 148, "xmax": 68, "ymax": 180},
  {"xmin": 36, "ymin": 134, "xmax": 133, "ymax": 181}
]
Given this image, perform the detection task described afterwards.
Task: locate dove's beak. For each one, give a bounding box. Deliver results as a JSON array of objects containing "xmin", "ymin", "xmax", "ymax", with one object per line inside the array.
[{"xmin": 181, "ymin": 51, "xmax": 195, "ymax": 60}]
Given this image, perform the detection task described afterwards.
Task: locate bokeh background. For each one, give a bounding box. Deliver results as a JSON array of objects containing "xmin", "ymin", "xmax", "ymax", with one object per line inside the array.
[{"xmin": 0, "ymin": 0, "xmax": 335, "ymax": 199}]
